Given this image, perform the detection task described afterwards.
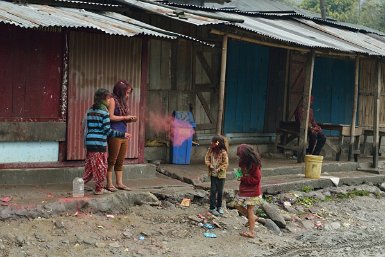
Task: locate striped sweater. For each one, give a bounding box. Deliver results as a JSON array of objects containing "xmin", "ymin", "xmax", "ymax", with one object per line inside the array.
[{"xmin": 85, "ymin": 105, "xmax": 125, "ymax": 152}]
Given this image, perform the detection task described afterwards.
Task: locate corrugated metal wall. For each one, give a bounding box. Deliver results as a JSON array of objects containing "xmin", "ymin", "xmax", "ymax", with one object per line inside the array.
[
  {"xmin": 312, "ymin": 57, "xmax": 355, "ymax": 136},
  {"xmin": 223, "ymin": 40, "xmax": 269, "ymax": 133},
  {"xmin": 67, "ymin": 31, "xmax": 142, "ymax": 160},
  {"xmin": 358, "ymin": 59, "xmax": 385, "ymax": 128}
]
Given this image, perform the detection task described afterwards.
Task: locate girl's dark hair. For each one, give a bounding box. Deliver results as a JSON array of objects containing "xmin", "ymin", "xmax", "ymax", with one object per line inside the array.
[
  {"xmin": 92, "ymin": 88, "xmax": 111, "ymax": 109},
  {"xmin": 236, "ymin": 144, "xmax": 261, "ymax": 170},
  {"xmin": 211, "ymin": 135, "xmax": 227, "ymax": 153},
  {"xmin": 113, "ymin": 80, "xmax": 132, "ymax": 116}
]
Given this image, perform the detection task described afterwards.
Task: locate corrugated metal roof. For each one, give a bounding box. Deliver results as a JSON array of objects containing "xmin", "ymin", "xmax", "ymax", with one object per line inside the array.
[
  {"xmin": 164, "ymin": 0, "xmax": 385, "ymax": 36},
  {"xmin": 147, "ymin": 1, "xmax": 385, "ymax": 56},
  {"xmin": 220, "ymin": 12, "xmax": 371, "ymax": 54},
  {"xmin": 103, "ymin": 11, "xmax": 214, "ymax": 46},
  {"xmin": 120, "ymin": 0, "xmax": 232, "ymax": 25},
  {"xmin": 202, "ymin": 0, "xmax": 296, "ymax": 12},
  {"xmin": 0, "ymin": 1, "xmax": 175, "ymax": 39},
  {"xmin": 296, "ymin": 18, "xmax": 385, "ymax": 56}
]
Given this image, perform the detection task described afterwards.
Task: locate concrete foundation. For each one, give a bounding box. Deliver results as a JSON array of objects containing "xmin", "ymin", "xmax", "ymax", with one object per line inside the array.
[{"xmin": 0, "ymin": 164, "xmax": 157, "ymax": 185}]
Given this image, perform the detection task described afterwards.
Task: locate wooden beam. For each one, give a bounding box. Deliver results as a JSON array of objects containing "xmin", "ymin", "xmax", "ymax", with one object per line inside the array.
[
  {"xmin": 283, "ymin": 50, "xmax": 290, "ymax": 120},
  {"xmin": 196, "ymin": 123, "xmax": 216, "ymax": 130},
  {"xmin": 216, "ymin": 34, "xmax": 228, "ymax": 135},
  {"xmin": 210, "ymin": 29, "xmax": 360, "ymax": 58},
  {"xmin": 211, "ymin": 29, "xmax": 308, "ymax": 53},
  {"xmin": 372, "ymin": 59, "xmax": 382, "ymax": 168},
  {"xmin": 196, "ymin": 52, "xmax": 214, "ymax": 84},
  {"xmin": 196, "ymin": 92, "xmax": 215, "ymax": 123},
  {"xmin": 298, "ymin": 50, "xmax": 315, "ymax": 163},
  {"xmin": 349, "ymin": 56, "xmax": 360, "ymax": 161},
  {"xmin": 195, "ymin": 84, "xmax": 215, "ymax": 92}
]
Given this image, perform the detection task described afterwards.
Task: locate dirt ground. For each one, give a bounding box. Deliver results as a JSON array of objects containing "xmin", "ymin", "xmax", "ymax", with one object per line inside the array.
[{"xmin": 1, "ymin": 185, "xmax": 385, "ymax": 257}]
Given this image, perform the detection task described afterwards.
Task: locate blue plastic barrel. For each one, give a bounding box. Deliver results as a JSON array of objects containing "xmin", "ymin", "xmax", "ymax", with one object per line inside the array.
[{"xmin": 170, "ymin": 111, "xmax": 196, "ymax": 164}]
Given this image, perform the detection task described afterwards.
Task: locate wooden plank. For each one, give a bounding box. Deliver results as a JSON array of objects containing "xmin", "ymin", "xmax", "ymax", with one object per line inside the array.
[
  {"xmin": 298, "ymin": 50, "xmax": 315, "ymax": 163},
  {"xmin": 197, "ymin": 92, "xmax": 215, "ymax": 123},
  {"xmin": 349, "ymin": 56, "xmax": 360, "ymax": 160},
  {"xmin": 196, "ymin": 51, "xmax": 214, "ymax": 84},
  {"xmin": 195, "ymin": 84, "xmax": 215, "ymax": 92},
  {"xmin": 373, "ymin": 59, "xmax": 382, "ymax": 168},
  {"xmin": 196, "ymin": 123, "xmax": 216, "ymax": 130}
]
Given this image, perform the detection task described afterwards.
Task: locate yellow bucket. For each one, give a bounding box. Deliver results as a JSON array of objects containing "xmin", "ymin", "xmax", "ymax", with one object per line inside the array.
[{"xmin": 304, "ymin": 155, "xmax": 323, "ymax": 179}]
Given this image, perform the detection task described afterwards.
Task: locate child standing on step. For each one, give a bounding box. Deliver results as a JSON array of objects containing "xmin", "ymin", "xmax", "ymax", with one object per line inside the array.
[
  {"xmin": 234, "ymin": 144, "xmax": 263, "ymax": 238},
  {"xmin": 83, "ymin": 88, "xmax": 129, "ymax": 195},
  {"xmin": 205, "ymin": 135, "xmax": 229, "ymax": 216}
]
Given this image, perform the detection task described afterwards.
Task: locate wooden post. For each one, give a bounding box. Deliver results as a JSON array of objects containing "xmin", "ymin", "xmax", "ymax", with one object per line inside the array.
[
  {"xmin": 216, "ymin": 35, "xmax": 228, "ymax": 135},
  {"xmin": 138, "ymin": 38, "xmax": 149, "ymax": 163},
  {"xmin": 283, "ymin": 50, "xmax": 290, "ymax": 121},
  {"xmin": 372, "ymin": 59, "xmax": 381, "ymax": 168},
  {"xmin": 298, "ymin": 50, "xmax": 315, "ymax": 163},
  {"xmin": 349, "ymin": 56, "xmax": 359, "ymax": 161}
]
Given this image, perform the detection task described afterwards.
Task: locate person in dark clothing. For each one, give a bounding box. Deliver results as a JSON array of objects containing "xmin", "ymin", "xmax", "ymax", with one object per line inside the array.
[{"xmin": 294, "ymin": 96, "xmax": 326, "ymax": 155}]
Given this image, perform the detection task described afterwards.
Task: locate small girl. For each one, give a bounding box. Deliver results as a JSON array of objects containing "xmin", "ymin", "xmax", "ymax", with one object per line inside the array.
[
  {"xmin": 204, "ymin": 135, "xmax": 229, "ymax": 216},
  {"xmin": 83, "ymin": 88, "xmax": 129, "ymax": 195},
  {"xmin": 234, "ymin": 144, "xmax": 262, "ymax": 238}
]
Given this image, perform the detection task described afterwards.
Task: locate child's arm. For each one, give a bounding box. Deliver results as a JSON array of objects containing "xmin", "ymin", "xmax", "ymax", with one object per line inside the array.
[
  {"xmin": 217, "ymin": 150, "xmax": 229, "ymax": 172},
  {"xmin": 204, "ymin": 149, "xmax": 213, "ymax": 169},
  {"xmin": 240, "ymin": 164, "xmax": 261, "ymax": 186},
  {"xmin": 102, "ymin": 113, "xmax": 125, "ymax": 138}
]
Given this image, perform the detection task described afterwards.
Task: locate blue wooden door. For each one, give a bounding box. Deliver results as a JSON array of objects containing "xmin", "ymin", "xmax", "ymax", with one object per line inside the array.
[
  {"xmin": 224, "ymin": 40, "xmax": 269, "ymax": 133},
  {"xmin": 312, "ymin": 57, "xmax": 355, "ymax": 135}
]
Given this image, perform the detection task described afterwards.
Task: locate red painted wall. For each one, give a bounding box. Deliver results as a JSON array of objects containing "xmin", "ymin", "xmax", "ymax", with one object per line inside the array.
[{"xmin": 0, "ymin": 25, "xmax": 63, "ymax": 121}]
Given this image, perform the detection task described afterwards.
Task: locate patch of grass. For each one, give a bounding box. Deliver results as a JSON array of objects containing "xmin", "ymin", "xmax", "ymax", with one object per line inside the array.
[
  {"xmin": 255, "ymin": 207, "xmax": 268, "ymax": 218},
  {"xmin": 335, "ymin": 189, "xmax": 371, "ymax": 199},
  {"xmin": 296, "ymin": 196, "xmax": 318, "ymax": 207},
  {"xmin": 263, "ymin": 195, "xmax": 274, "ymax": 204},
  {"xmin": 323, "ymin": 195, "xmax": 333, "ymax": 202},
  {"xmin": 302, "ymin": 185, "xmax": 314, "ymax": 193}
]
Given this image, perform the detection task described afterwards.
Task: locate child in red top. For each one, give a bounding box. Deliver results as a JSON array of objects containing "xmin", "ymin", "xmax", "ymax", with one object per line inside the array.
[{"xmin": 234, "ymin": 144, "xmax": 262, "ymax": 238}]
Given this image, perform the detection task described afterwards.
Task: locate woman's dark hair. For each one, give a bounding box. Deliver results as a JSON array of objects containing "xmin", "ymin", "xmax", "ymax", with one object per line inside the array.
[
  {"xmin": 113, "ymin": 80, "xmax": 132, "ymax": 116},
  {"xmin": 236, "ymin": 144, "xmax": 261, "ymax": 170},
  {"xmin": 211, "ymin": 135, "xmax": 227, "ymax": 153},
  {"xmin": 93, "ymin": 88, "xmax": 111, "ymax": 109}
]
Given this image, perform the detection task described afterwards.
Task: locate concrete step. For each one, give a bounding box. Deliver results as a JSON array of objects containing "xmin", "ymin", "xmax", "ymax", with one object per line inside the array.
[
  {"xmin": 0, "ymin": 164, "xmax": 157, "ymax": 185},
  {"xmin": 195, "ymin": 170, "xmax": 385, "ymax": 195},
  {"xmin": 262, "ymin": 161, "xmax": 360, "ymax": 177},
  {"xmin": 158, "ymin": 160, "xmax": 366, "ymax": 186}
]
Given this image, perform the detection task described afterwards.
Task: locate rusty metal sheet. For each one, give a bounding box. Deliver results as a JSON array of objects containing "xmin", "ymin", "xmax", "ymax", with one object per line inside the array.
[
  {"xmin": 120, "ymin": 0, "xmax": 231, "ymax": 25},
  {"xmin": 0, "ymin": 1, "xmax": 175, "ymax": 39},
  {"xmin": 67, "ymin": 32, "xmax": 141, "ymax": 160}
]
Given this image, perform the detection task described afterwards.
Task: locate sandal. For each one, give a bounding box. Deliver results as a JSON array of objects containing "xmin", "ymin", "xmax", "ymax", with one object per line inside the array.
[
  {"xmin": 94, "ymin": 189, "xmax": 111, "ymax": 195},
  {"xmin": 240, "ymin": 231, "xmax": 255, "ymax": 238},
  {"xmin": 105, "ymin": 186, "xmax": 118, "ymax": 192},
  {"xmin": 116, "ymin": 185, "xmax": 132, "ymax": 191}
]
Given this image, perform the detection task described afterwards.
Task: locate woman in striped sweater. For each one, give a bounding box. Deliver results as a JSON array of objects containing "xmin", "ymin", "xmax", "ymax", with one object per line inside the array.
[{"xmin": 83, "ymin": 88, "xmax": 129, "ymax": 195}]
